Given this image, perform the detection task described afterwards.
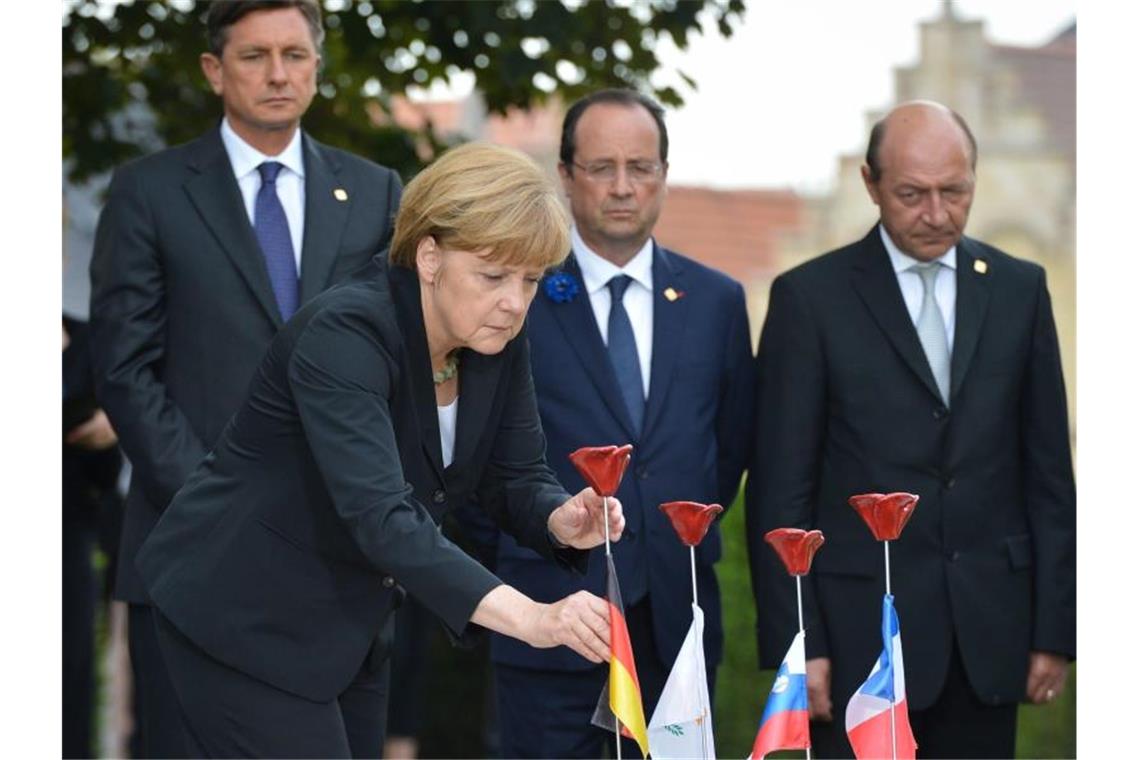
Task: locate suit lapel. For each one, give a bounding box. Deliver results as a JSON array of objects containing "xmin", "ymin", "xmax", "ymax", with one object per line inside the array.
[
  {"xmin": 389, "ymin": 265, "xmax": 445, "ymax": 483},
  {"xmin": 183, "ymin": 129, "xmax": 283, "ymax": 328},
  {"xmin": 850, "ymin": 227, "xmax": 944, "ymax": 403},
  {"xmin": 299, "ymin": 135, "xmax": 350, "ymax": 303},
  {"xmin": 949, "ymin": 238, "xmax": 991, "ymax": 401},
  {"xmin": 642, "ymin": 244, "xmax": 688, "ymax": 438},
  {"xmin": 547, "ymin": 256, "xmax": 639, "ymax": 441}
]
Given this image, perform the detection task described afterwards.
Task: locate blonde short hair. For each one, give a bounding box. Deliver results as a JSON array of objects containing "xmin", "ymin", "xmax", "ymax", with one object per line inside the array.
[{"xmin": 389, "ymin": 142, "xmax": 570, "ymax": 271}]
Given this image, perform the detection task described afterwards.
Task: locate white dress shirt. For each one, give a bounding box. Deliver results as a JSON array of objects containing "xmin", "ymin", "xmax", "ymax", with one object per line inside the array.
[
  {"xmin": 220, "ymin": 118, "xmax": 306, "ymax": 273},
  {"xmin": 880, "ymin": 225, "xmax": 957, "ymax": 348},
  {"xmin": 571, "ymin": 226, "xmax": 654, "ymax": 400}
]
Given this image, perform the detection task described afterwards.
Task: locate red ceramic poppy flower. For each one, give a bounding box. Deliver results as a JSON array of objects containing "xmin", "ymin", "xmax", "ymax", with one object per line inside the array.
[
  {"xmin": 568, "ymin": 444, "xmax": 633, "ymax": 497},
  {"xmin": 848, "ymin": 492, "xmax": 919, "ymax": 541},
  {"xmin": 764, "ymin": 528, "xmax": 826, "ymax": 577},
  {"xmin": 659, "ymin": 501, "xmax": 723, "ymax": 547}
]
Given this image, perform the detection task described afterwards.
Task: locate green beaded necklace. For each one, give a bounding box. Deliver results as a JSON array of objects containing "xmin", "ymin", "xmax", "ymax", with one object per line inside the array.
[{"xmin": 433, "ymin": 353, "xmax": 459, "ymax": 385}]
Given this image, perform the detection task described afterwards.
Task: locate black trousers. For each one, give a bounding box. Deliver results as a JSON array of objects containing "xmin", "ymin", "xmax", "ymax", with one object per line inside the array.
[
  {"xmin": 810, "ymin": 640, "xmax": 1018, "ymax": 759},
  {"xmin": 154, "ymin": 610, "xmax": 390, "ymax": 758},
  {"xmin": 62, "ymin": 523, "xmax": 95, "ymax": 759},
  {"xmin": 495, "ymin": 597, "xmax": 716, "ymax": 759},
  {"xmin": 129, "ymin": 603, "xmax": 194, "ymax": 758}
]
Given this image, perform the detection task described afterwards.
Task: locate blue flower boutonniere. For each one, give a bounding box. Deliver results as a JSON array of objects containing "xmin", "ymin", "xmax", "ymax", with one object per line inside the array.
[{"xmin": 543, "ymin": 271, "xmax": 581, "ymax": 303}]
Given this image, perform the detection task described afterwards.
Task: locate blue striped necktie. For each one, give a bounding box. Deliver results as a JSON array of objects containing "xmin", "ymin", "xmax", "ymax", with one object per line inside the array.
[
  {"xmin": 606, "ymin": 274, "xmax": 645, "ymax": 433},
  {"xmin": 254, "ymin": 161, "xmax": 299, "ymax": 320}
]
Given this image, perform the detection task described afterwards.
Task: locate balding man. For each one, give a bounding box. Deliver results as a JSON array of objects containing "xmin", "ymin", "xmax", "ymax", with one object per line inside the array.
[{"xmin": 745, "ymin": 101, "xmax": 1075, "ymax": 758}]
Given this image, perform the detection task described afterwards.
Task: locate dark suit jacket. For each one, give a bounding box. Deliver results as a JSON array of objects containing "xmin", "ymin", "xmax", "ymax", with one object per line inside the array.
[
  {"xmin": 136, "ymin": 259, "xmax": 585, "ymax": 702},
  {"xmin": 491, "ymin": 243, "xmax": 755, "ymax": 673},
  {"xmin": 746, "ymin": 226, "xmax": 1076, "ymax": 711},
  {"xmin": 89, "ymin": 125, "xmax": 402, "ymax": 602},
  {"xmin": 63, "ymin": 316, "xmax": 123, "ymax": 521}
]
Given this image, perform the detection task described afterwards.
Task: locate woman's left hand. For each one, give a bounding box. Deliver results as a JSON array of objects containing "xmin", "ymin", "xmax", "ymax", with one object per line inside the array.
[{"xmin": 548, "ymin": 488, "xmax": 625, "ymax": 549}]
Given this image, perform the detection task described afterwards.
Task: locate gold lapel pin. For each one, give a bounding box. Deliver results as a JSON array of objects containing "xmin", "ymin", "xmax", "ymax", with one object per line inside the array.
[
  {"xmin": 973, "ymin": 259, "xmax": 988, "ymax": 274},
  {"xmin": 664, "ymin": 287, "xmax": 683, "ymax": 302},
  {"xmin": 333, "ymin": 188, "xmax": 348, "ymax": 202}
]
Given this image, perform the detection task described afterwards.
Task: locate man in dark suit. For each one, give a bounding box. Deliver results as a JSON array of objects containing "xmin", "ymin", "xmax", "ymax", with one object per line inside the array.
[
  {"xmin": 746, "ymin": 101, "xmax": 1075, "ymax": 758},
  {"xmin": 89, "ymin": 2, "xmax": 401, "ymax": 755},
  {"xmin": 62, "ymin": 316, "xmax": 123, "ymax": 759},
  {"xmin": 490, "ymin": 89, "xmax": 755, "ymax": 757}
]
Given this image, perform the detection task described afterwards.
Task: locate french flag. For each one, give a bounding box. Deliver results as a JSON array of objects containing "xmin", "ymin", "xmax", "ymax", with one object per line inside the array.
[
  {"xmin": 845, "ymin": 595, "xmax": 917, "ymax": 760},
  {"xmin": 750, "ymin": 631, "xmax": 809, "ymax": 759}
]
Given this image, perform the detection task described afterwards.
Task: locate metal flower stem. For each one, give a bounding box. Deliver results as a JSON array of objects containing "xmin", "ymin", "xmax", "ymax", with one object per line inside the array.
[
  {"xmin": 688, "ymin": 545, "xmax": 712, "ymax": 759},
  {"xmin": 795, "ymin": 576, "xmax": 805, "ymax": 633},
  {"xmin": 689, "ymin": 546, "xmax": 698, "ymax": 605},
  {"xmin": 795, "ymin": 575, "xmax": 812, "ymax": 760},
  {"xmin": 884, "ymin": 540, "xmax": 897, "ymax": 760},
  {"xmin": 604, "ymin": 496, "xmax": 612, "ymax": 557},
  {"xmin": 604, "ymin": 496, "xmax": 619, "ymax": 759}
]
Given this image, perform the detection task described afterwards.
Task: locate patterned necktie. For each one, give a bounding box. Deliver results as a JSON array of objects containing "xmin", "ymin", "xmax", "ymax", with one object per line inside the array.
[
  {"xmin": 254, "ymin": 161, "xmax": 299, "ymax": 320},
  {"xmin": 911, "ymin": 261, "xmax": 951, "ymax": 405},
  {"xmin": 606, "ymin": 275, "xmax": 645, "ymax": 433}
]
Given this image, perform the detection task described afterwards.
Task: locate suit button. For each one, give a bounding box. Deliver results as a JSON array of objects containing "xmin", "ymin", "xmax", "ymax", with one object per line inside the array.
[
  {"xmin": 944, "ymin": 477, "xmax": 956, "ymax": 489},
  {"xmin": 432, "ymin": 489, "xmax": 446, "ymax": 504},
  {"xmin": 382, "ymin": 575, "xmax": 396, "ymax": 588},
  {"xmin": 946, "ymin": 550, "xmax": 960, "ymax": 563},
  {"xmin": 636, "ymin": 466, "xmax": 649, "ymax": 479},
  {"xmin": 932, "ymin": 406, "xmax": 949, "ymax": 420}
]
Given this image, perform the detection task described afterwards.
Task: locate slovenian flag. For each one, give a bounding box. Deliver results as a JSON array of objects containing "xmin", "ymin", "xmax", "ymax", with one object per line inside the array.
[
  {"xmin": 749, "ymin": 630, "xmax": 809, "ymax": 759},
  {"xmin": 845, "ymin": 594, "xmax": 917, "ymax": 759},
  {"xmin": 591, "ymin": 553, "xmax": 650, "ymax": 757}
]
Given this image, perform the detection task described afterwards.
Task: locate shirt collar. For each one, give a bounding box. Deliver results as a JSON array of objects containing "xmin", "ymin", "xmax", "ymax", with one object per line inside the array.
[
  {"xmin": 220, "ymin": 118, "xmax": 305, "ymax": 181},
  {"xmin": 880, "ymin": 224, "xmax": 957, "ymax": 273},
  {"xmin": 571, "ymin": 226, "xmax": 654, "ymax": 295}
]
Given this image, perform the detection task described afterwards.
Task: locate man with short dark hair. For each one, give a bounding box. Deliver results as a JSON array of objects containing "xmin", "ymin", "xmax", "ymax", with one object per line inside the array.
[
  {"xmin": 489, "ymin": 88, "xmax": 755, "ymax": 757},
  {"xmin": 90, "ymin": 2, "xmax": 402, "ymax": 755},
  {"xmin": 746, "ymin": 100, "xmax": 1075, "ymax": 758}
]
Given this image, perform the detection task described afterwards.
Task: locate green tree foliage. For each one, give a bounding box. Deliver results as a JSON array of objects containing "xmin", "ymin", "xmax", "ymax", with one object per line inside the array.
[{"xmin": 62, "ymin": 0, "xmax": 744, "ymax": 182}]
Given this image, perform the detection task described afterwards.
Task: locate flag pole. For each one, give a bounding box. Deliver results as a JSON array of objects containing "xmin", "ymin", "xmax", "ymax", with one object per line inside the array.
[
  {"xmin": 687, "ymin": 545, "xmax": 712, "ymax": 759},
  {"xmin": 794, "ymin": 576, "xmax": 811, "ymax": 760},
  {"xmin": 884, "ymin": 540, "xmax": 897, "ymax": 760},
  {"xmin": 883, "ymin": 541, "xmax": 891, "ymax": 596},
  {"xmin": 690, "ymin": 546, "xmax": 698, "ymax": 605},
  {"xmin": 795, "ymin": 576, "xmax": 805, "ymax": 634},
  {"xmin": 603, "ymin": 497, "xmax": 621, "ymax": 759},
  {"xmin": 604, "ymin": 496, "xmax": 612, "ymax": 556}
]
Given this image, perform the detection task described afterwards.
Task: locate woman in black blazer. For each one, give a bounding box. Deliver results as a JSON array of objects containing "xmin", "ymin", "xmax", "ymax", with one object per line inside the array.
[{"xmin": 135, "ymin": 142, "xmax": 624, "ymax": 758}]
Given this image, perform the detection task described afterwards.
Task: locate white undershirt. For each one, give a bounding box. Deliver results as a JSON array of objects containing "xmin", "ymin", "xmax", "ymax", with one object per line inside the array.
[
  {"xmin": 438, "ymin": 397, "xmax": 459, "ymax": 469},
  {"xmin": 219, "ymin": 118, "xmax": 306, "ymax": 273},
  {"xmin": 880, "ymin": 225, "xmax": 957, "ymax": 348},
  {"xmin": 571, "ymin": 227, "xmax": 654, "ymax": 400}
]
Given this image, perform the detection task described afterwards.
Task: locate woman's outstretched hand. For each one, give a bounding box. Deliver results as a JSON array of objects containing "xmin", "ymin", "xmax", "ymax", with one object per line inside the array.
[
  {"xmin": 472, "ymin": 585, "xmax": 611, "ymax": 663},
  {"xmin": 548, "ymin": 488, "xmax": 625, "ymax": 549}
]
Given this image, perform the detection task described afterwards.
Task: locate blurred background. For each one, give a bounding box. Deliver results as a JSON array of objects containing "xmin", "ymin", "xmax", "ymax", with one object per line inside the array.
[{"xmin": 62, "ymin": 1, "xmax": 1075, "ymax": 756}]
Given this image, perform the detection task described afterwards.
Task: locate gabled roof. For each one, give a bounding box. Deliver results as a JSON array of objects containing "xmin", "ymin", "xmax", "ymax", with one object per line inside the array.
[{"xmin": 654, "ymin": 186, "xmax": 804, "ymax": 283}]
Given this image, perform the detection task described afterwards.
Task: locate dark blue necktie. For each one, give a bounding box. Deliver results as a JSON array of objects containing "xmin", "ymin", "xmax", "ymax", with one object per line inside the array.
[
  {"xmin": 254, "ymin": 161, "xmax": 299, "ymax": 320},
  {"xmin": 606, "ymin": 275, "xmax": 645, "ymax": 433}
]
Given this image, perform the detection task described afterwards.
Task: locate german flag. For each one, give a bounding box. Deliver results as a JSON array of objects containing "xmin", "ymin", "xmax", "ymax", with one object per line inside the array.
[{"xmin": 590, "ymin": 553, "xmax": 649, "ymax": 757}]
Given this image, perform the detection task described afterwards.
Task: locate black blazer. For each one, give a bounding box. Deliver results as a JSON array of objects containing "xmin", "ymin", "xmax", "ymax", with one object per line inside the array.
[
  {"xmin": 90, "ymin": 126, "xmax": 402, "ymax": 602},
  {"xmin": 746, "ymin": 227, "xmax": 1075, "ymax": 710},
  {"xmin": 136, "ymin": 258, "xmax": 584, "ymax": 702},
  {"xmin": 63, "ymin": 315, "xmax": 123, "ymax": 528}
]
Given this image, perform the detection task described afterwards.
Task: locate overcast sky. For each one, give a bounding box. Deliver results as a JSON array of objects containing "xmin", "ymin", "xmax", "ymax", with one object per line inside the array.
[{"xmin": 653, "ymin": 0, "xmax": 1076, "ymax": 192}]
